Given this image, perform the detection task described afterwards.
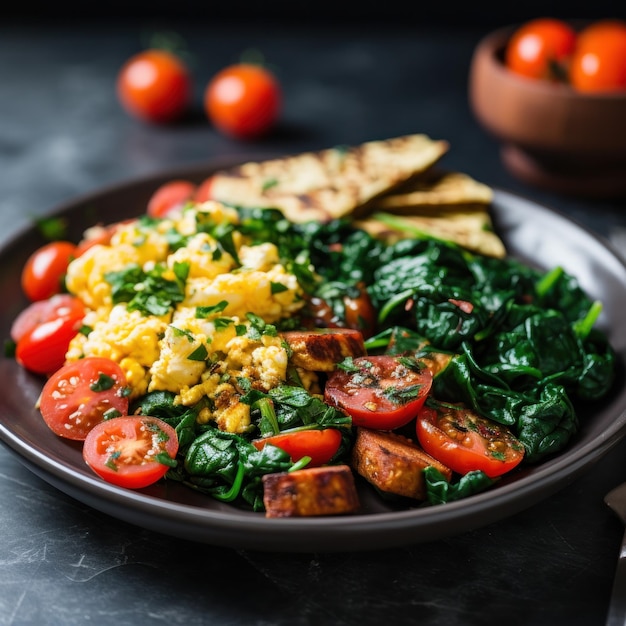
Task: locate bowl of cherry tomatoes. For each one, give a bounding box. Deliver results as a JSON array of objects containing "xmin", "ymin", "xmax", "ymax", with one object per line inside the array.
[{"xmin": 469, "ymin": 18, "xmax": 626, "ymax": 198}]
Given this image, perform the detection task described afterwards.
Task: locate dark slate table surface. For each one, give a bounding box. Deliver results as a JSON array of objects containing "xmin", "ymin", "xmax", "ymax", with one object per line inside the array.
[{"xmin": 2, "ymin": 18, "xmax": 626, "ymax": 626}]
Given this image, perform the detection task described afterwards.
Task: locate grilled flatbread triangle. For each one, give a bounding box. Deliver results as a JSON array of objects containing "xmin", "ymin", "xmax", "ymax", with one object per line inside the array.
[
  {"xmin": 375, "ymin": 170, "xmax": 494, "ymax": 210},
  {"xmin": 354, "ymin": 208, "xmax": 506, "ymax": 258},
  {"xmin": 207, "ymin": 134, "xmax": 449, "ymax": 223}
]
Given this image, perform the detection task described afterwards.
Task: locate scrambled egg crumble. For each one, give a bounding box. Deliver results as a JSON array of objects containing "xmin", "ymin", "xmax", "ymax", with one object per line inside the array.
[{"xmin": 64, "ymin": 201, "xmax": 309, "ymax": 433}]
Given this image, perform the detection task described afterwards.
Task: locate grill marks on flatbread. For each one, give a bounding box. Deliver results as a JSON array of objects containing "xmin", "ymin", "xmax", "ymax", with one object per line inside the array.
[
  {"xmin": 359, "ymin": 169, "xmax": 506, "ymax": 258},
  {"xmin": 206, "ymin": 134, "xmax": 505, "ymax": 257},
  {"xmin": 354, "ymin": 208, "xmax": 506, "ymax": 259},
  {"xmin": 208, "ymin": 134, "xmax": 450, "ymax": 223},
  {"xmin": 374, "ymin": 171, "xmax": 494, "ymax": 210}
]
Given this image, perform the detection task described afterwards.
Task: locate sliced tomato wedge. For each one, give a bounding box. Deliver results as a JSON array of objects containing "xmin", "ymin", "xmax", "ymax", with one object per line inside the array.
[
  {"xmin": 324, "ymin": 355, "xmax": 432, "ymax": 430},
  {"xmin": 415, "ymin": 403, "xmax": 525, "ymax": 478},
  {"xmin": 83, "ymin": 415, "xmax": 179, "ymax": 489},
  {"xmin": 39, "ymin": 357, "xmax": 130, "ymax": 440},
  {"xmin": 253, "ymin": 428, "xmax": 342, "ymax": 467}
]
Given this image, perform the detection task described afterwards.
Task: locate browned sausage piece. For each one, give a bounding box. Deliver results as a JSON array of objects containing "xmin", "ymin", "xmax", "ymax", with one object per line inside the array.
[
  {"xmin": 281, "ymin": 328, "xmax": 366, "ymax": 372},
  {"xmin": 262, "ymin": 464, "xmax": 361, "ymax": 518},
  {"xmin": 351, "ymin": 428, "xmax": 452, "ymax": 500}
]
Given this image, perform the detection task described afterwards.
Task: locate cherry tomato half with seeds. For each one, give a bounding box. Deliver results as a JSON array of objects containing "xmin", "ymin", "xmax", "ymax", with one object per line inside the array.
[
  {"xmin": 117, "ymin": 49, "xmax": 192, "ymax": 124},
  {"xmin": 253, "ymin": 428, "xmax": 342, "ymax": 467},
  {"xmin": 83, "ymin": 415, "xmax": 179, "ymax": 489},
  {"xmin": 569, "ymin": 20, "xmax": 626, "ymax": 92},
  {"xmin": 204, "ymin": 63, "xmax": 281, "ymax": 139},
  {"xmin": 21, "ymin": 240, "xmax": 77, "ymax": 301},
  {"xmin": 416, "ymin": 403, "xmax": 525, "ymax": 478},
  {"xmin": 147, "ymin": 180, "xmax": 197, "ymax": 218},
  {"xmin": 324, "ymin": 355, "xmax": 432, "ymax": 430},
  {"xmin": 39, "ymin": 357, "xmax": 130, "ymax": 440},
  {"xmin": 505, "ymin": 18, "xmax": 576, "ymax": 81}
]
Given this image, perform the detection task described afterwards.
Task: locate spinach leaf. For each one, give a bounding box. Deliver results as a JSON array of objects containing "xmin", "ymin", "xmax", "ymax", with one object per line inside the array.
[
  {"xmin": 423, "ymin": 466, "xmax": 496, "ymax": 504},
  {"xmin": 183, "ymin": 426, "xmax": 293, "ymax": 510}
]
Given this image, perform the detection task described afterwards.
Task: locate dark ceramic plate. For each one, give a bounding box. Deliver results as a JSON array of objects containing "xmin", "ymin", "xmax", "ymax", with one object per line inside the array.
[{"xmin": 1, "ymin": 162, "xmax": 626, "ymax": 552}]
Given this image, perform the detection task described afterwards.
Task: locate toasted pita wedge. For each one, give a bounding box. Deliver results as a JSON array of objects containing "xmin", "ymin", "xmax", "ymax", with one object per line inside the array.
[
  {"xmin": 354, "ymin": 209, "xmax": 506, "ymax": 258},
  {"xmin": 207, "ymin": 134, "xmax": 449, "ymax": 223},
  {"xmin": 375, "ymin": 171, "xmax": 494, "ymax": 211}
]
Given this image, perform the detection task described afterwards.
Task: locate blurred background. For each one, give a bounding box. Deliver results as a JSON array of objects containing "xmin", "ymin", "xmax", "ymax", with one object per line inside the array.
[{"xmin": 5, "ymin": 0, "xmax": 626, "ymax": 25}]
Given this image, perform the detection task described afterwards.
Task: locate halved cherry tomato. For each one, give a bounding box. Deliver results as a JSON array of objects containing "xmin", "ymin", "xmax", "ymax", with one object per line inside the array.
[
  {"xmin": 117, "ymin": 49, "xmax": 192, "ymax": 124},
  {"xmin": 253, "ymin": 428, "xmax": 342, "ymax": 467},
  {"xmin": 416, "ymin": 403, "xmax": 525, "ymax": 478},
  {"xmin": 21, "ymin": 240, "xmax": 77, "ymax": 301},
  {"xmin": 204, "ymin": 63, "xmax": 281, "ymax": 139},
  {"xmin": 147, "ymin": 180, "xmax": 197, "ymax": 218},
  {"xmin": 39, "ymin": 358, "xmax": 130, "ymax": 440},
  {"xmin": 505, "ymin": 18, "xmax": 576, "ymax": 81},
  {"xmin": 324, "ymin": 355, "xmax": 432, "ymax": 430},
  {"xmin": 569, "ymin": 20, "xmax": 626, "ymax": 92},
  {"xmin": 83, "ymin": 415, "xmax": 178, "ymax": 489},
  {"xmin": 11, "ymin": 294, "xmax": 85, "ymax": 344}
]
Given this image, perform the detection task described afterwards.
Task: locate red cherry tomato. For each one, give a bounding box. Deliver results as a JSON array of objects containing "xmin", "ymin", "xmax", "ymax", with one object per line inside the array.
[
  {"xmin": 324, "ymin": 355, "xmax": 432, "ymax": 430},
  {"xmin": 204, "ymin": 63, "xmax": 281, "ymax": 139},
  {"xmin": 343, "ymin": 283, "xmax": 377, "ymax": 339},
  {"xmin": 83, "ymin": 415, "xmax": 179, "ymax": 489},
  {"xmin": 147, "ymin": 180, "xmax": 197, "ymax": 218},
  {"xmin": 11, "ymin": 294, "xmax": 85, "ymax": 344},
  {"xmin": 117, "ymin": 49, "xmax": 192, "ymax": 124},
  {"xmin": 21, "ymin": 241, "xmax": 77, "ymax": 301},
  {"xmin": 194, "ymin": 177, "xmax": 214, "ymax": 203},
  {"xmin": 505, "ymin": 18, "xmax": 577, "ymax": 80},
  {"xmin": 569, "ymin": 20, "xmax": 626, "ymax": 92},
  {"xmin": 253, "ymin": 428, "xmax": 342, "ymax": 467},
  {"xmin": 415, "ymin": 403, "xmax": 525, "ymax": 478},
  {"xmin": 39, "ymin": 358, "xmax": 130, "ymax": 440},
  {"xmin": 15, "ymin": 295, "xmax": 86, "ymax": 375},
  {"xmin": 75, "ymin": 220, "xmax": 134, "ymax": 257}
]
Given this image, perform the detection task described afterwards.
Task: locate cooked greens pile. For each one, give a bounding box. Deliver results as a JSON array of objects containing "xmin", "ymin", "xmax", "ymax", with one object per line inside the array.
[{"xmin": 133, "ymin": 209, "xmax": 617, "ymax": 509}]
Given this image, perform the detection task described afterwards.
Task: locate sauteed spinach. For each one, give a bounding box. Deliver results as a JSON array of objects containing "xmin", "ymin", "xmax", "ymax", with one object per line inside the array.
[
  {"xmin": 132, "ymin": 209, "xmax": 617, "ymax": 508},
  {"xmin": 299, "ymin": 217, "xmax": 616, "ymax": 464}
]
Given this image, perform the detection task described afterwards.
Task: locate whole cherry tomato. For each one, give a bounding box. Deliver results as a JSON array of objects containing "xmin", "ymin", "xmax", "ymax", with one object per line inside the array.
[
  {"xmin": 117, "ymin": 49, "xmax": 192, "ymax": 124},
  {"xmin": 505, "ymin": 18, "xmax": 577, "ymax": 81},
  {"xmin": 569, "ymin": 20, "xmax": 626, "ymax": 92},
  {"xmin": 11, "ymin": 294, "xmax": 85, "ymax": 344},
  {"xmin": 147, "ymin": 180, "xmax": 197, "ymax": 218},
  {"xmin": 21, "ymin": 240, "xmax": 77, "ymax": 301},
  {"xmin": 204, "ymin": 63, "xmax": 281, "ymax": 139}
]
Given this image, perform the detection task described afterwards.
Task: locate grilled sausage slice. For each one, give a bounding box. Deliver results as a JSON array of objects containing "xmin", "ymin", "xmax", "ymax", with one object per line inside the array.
[
  {"xmin": 262, "ymin": 464, "xmax": 360, "ymax": 517},
  {"xmin": 281, "ymin": 328, "xmax": 366, "ymax": 372},
  {"xmin": 351, "ymin": 428, "xmax": 452, "ymax": 500}
]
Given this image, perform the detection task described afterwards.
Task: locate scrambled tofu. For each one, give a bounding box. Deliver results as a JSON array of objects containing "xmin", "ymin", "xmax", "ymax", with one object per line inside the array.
[{"xmin": 64, "ymin": 201, "xmax": 308, "ymax": 433}]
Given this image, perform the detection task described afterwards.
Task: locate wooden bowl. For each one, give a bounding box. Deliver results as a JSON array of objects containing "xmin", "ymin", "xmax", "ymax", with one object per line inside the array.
[{"xmin": 469, "ymin": 26, "xmax": 626, "ymax": 198}]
